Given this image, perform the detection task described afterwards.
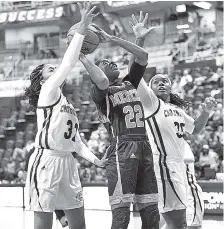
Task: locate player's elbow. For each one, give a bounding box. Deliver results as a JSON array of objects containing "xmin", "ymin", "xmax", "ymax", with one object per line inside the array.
[
  {"xmin": 137, "ymin": 50, "xmax": 148, "ymax": 65},
  {"xmin": 142, "ymin": 50, "xmax": 148, "ymax": 61},
  {"xmin": 97, "ymin": 77, "xmax": 109, "ymax": 90}
]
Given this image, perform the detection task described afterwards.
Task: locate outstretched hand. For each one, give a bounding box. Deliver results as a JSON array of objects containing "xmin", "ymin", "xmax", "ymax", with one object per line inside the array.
[
  {"xmin": 201, "ymin": 96, "xmax": 217, "ymax": 112},
  {"xmin": 91, "ymin": 24, "xmax": 112, "ymax": 43},
  {"xmin": 129, "ymin": 11, "xmax": 155, "ymax": 39},
  {"xmin": 77, "ymin": 2, "xmax": 97, "ymax": 25}
]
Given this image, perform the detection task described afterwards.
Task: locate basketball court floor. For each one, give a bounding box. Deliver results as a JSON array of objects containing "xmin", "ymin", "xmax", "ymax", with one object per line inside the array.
[{"xmin": 0, "ymin": 207, "xmax": 223, "ymax": 229}]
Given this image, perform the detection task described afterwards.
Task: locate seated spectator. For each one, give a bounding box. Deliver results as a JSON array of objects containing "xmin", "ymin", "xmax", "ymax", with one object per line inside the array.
[{"xmin": 199, "ymin": 145, "xmax": 219, "ymax": 172}]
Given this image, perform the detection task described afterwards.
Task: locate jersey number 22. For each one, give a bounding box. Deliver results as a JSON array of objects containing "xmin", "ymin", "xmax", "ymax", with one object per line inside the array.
[{"xmin": 123, "ymin": 105, "xmax": 144, "ymax": 129}]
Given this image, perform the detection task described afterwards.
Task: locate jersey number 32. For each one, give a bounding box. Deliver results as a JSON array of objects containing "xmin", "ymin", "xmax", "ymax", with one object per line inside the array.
[{"xmin": 64, "ymin": 120, "xmax": 78, "ymax": 142}]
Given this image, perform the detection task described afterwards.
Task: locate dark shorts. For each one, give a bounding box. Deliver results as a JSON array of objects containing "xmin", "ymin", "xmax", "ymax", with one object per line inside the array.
[{"xmin": 105, "ymin": 135, "xmax": 158, "ymax": 206}]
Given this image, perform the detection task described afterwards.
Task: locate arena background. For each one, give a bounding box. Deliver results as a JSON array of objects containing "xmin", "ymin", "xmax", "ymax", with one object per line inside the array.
[{"xmin": 0, "ymin": 1, "xmax": 223, "ymax": 228}]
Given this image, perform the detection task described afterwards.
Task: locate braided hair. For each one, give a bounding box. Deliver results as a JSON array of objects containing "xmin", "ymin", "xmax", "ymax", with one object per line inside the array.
[
  {"xmin": 170, "ymin": 93, "xmax": 191, "ymax": 109},
  {"xmin": 25, "ymin": 64, "xmax": 45, "ymax": 108}
]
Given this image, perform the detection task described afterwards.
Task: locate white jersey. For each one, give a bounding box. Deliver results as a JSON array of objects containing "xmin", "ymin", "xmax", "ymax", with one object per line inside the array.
[
  {"xmin": 35, "ymin": 93, "xmax": 79, "ymax": 152},
  {"xmin": 137, "ymin": 79, "xmax": 194, "ymax": 213},
  {"xmin": 137, "ymin": 79, "xmax": 195, "ymax": 161}
]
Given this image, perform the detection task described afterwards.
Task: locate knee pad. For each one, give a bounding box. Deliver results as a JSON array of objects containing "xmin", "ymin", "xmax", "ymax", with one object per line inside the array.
[
  {"xmin": 111, "ymin": 207, "xmax": 130, "ymax": 229},
  {"xmin": 139, "ymin": 204, "xmax": 160, "ymax": 229}
]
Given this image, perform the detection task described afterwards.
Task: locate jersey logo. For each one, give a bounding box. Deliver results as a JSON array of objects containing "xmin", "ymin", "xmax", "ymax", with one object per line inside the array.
[
  {"xmin": 109, "ymin": 89, "xmax": 140, "ymax": 107},
  {"xmin": 130, "ymin": 153, "xmax": 137, "ymax": 159}
]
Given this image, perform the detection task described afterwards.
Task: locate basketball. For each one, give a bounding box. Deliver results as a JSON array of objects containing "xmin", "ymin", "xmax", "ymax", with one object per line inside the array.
[{"xmin": 67, "ymin": 23, "xmax": 100, "ymax": 55}]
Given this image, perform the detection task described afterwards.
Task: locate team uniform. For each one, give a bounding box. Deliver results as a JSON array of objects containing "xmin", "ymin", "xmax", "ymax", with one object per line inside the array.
[
  {"xmin": 91, "ymin": 61, "xmax": 158, "ymax": 206},
  {"xmin": 26, "ymin": 90, "xmax": 83, "ymax": 212},
  {"xmin": 184, "ymin": 142, "xmax": 204, "ymax": 227},
  {"xmin": 136, "ymin": 79, "xmax": 195, "ymax": 213}
]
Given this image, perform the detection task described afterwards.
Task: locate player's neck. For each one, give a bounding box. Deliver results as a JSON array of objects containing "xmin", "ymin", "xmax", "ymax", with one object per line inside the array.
[{"xmin": 158, "ymin": 94, "xmax": 170, "ymax": 103}]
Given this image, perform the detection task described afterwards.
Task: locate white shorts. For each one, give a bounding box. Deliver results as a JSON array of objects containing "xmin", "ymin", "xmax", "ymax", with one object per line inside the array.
[
  {"xmin": 186, "ymin": 181, "xmax": 204, "ymax": 226},
  {"xmin": 25, "ymin": 148, "xmax": 83, "ymax": 212},
  {"xmin": 154, "ymin": 158, "xmax": 187, "ymax": 213}
]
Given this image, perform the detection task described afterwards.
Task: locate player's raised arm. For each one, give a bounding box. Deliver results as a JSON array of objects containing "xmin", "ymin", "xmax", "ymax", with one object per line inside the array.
[
  {"xmin": 42, "ymin": 3, "xmax": 96, "ymax": 92},
  {"xmin": 192, "ymin": 97, "xmax": 217, "ymax": 134},
  {"xmin": 79, "ymin": 53, "xmax": 109, "ymax": 90},
  {"xmin": 92, "ymin": 23, "xmax": 148, "ymax": 66},
  {"xmin": 128, "ymin": 12, "xmax": 155, "ymax": 71}
]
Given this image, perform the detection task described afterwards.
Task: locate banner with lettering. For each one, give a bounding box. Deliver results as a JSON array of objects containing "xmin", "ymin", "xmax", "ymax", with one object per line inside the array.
[{"xmin": 0, "ymin": 6, "xmax": 63, "ymax": 24}]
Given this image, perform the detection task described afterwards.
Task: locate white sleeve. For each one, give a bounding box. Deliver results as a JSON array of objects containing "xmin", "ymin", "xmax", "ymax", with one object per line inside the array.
[
  {"xmin": 38, "ymin": 32, "xmax": 84, "ymax": 107},
  {"xmin": 137, "ymin": 78, "xmax": 160, "ymax": 118},
  {"xmin": 73, "ymin": 131, "xmax": 98, "ymax": 164},
  {"xmin": 182, "ymin": 111, "xmax": 195, "ymax": 134}
]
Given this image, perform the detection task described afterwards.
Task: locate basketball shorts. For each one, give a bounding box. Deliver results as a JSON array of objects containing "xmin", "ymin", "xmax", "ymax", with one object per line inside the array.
[
  {"xmin": 186, "ymin": 180, "xmax": 204, "ymax": 226},
  {"xmin": 105, "ymin": 135, "xmax": 158, "ymax": 206},
  {"xmin": 25, "ymin": 148, "xmax": 83, "ymax": 212},
  {"xmin": 153, "ymin": 156, "xmax": 187, "ymax": 213}
]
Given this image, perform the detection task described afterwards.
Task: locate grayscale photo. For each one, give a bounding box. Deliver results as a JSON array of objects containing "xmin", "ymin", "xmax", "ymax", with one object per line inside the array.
[{"xmin": 0, "ymin": 1, "xmax": 223, "ymax": 229}]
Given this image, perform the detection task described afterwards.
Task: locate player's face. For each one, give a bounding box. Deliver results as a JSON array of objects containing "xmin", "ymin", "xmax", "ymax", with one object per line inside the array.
[
  {"xmin": 151, "ymin": 75, "xmax": 171, "ymax": 101},
  {"xmin": 98, "ymin": 59, "xmax": 120, "ymax": 82},
  {"xmin": 42, "ymin": 64, "xmax": 57, "ymax": 82}
]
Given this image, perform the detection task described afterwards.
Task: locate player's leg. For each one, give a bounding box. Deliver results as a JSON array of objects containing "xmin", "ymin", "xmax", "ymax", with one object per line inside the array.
[
  {"xmin": 34, "ymin": 212, "xmax": 53, "ymax": 229},
  {"xmin": 135, "ymin": 140, "xmax": 160, "ymax": 229},
  {"xmin": 162, "ymin": 209, "xmax": 187, "ymax": 229},
  {"xmin": 60, "ymin": 155, "xmax": 86, "ymax": 229},
  {"xmin": 64, "ymin": 207, "xmax": 85, "ymax": 229},
  {"xmin": 105, "ymin": 140, "xmax": 139, "ymax": 229}
]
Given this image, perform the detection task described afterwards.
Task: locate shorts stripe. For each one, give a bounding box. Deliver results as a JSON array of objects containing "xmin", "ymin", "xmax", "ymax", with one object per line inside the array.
[
  {"xmin": 186, "ymin": 166, "xmax": 197, "ymax": 222},
  {"xmin": 39, "ymin": 109, "xmax": 48, "ymax": 148},
  {"xmin": 147, "ymin": 118, "xmax": 166, "ymax": 208},
  {"xmin": 33, "ymin": 149, "xmax": 44, "ymax": 211},
  {"xmin": 152, "ymin": 117, "xmax": 186, "ymax": 207},
  {"xmin": 45, "ymin": 108, "xmax": 53, "ymax": 149},
  {"xmin": 191, "ymin": 177, "xmax": 203, "ymax": 212},
  {"xmin": 29, "ymin": 149, "xmax": 40, "ymax": 204}
]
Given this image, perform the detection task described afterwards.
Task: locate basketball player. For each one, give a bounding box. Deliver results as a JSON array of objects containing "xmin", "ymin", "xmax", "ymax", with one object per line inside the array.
[
  {"xmin": 128, "ymin": 12, "xmax": 217, "ymax": 229},
  {"xmin": 184, "ymin": 141, "xmax": 204, "ymax": 229},
  {"xmin": 25, "ymin": 3, "xmax": 106, "ymax": 229},
  {"xmin": 159, "ymin": 141, "xmax": 204, "ymax": 229},
  {"xmin": 79, "ymin": 12, "xmax": 159, "ymax": 229}
]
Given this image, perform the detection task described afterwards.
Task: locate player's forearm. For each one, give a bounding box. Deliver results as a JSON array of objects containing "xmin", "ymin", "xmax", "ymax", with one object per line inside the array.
[
  {"xmin": 73, "ymin": 141, "xmax": 98, "ymax": 164},
  {"xmin": 80, "ymin": 56, "xmax": 109, "ymax": 90},
  {"xmin": 45, "ymin": 33, "xmax": 84, "ymax": 90},
  {"xmin": 129, "ymin": 38, "xmax": 146, "ymax": 71},
  {"xmin": 192, "ymin": 110, "xmax": 210, "ymax": 134},
  {"xmin": 110, "ymin": 36, "xmax": 148, "ymax": 65}
]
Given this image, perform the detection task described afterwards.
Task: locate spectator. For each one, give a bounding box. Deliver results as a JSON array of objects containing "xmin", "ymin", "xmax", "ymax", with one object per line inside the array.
[{"xmin": 199, "ymin": 145, "xmax": 219, "ymax": 172}]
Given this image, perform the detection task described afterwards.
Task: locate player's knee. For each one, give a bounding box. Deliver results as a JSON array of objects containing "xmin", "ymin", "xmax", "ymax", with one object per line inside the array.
[
  {"xmin": 111, "ymin": 207, "xmax": 130, "ymax": 229},
  {"xmin": 139, "ymin": 204, "xmax": 160, "ymax": 229}
]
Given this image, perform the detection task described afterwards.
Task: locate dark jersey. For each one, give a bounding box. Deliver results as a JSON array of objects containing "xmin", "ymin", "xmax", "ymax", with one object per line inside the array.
[{"xmin": 91, "ymin": 61, "xmax": 147, "ymax": 138}]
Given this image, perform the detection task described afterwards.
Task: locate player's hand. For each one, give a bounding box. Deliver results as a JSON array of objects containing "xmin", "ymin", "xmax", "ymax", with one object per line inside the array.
[
  {"xmin": 90, "ymin": 24, "xmax": 112, "ymax": 43},
  {"xmin": 201, "ymin": 97, "xmax": 217, "ymax": 112},
  {"xmin": 78, "ymin": 2, "xmax": 97, "ymax": 25},
  {"xmin": 94, "ymin": 157, "xmax": 108, "ymax": 168},
  {"xmin": 129, "ymin": 11, "xmax": 155, "ymax": 39},
  {"xmin": 79, "ymin": 52, "xmax": 86, "ymax": 61}
]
